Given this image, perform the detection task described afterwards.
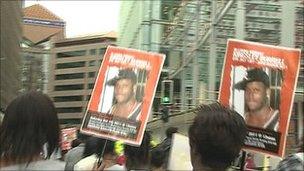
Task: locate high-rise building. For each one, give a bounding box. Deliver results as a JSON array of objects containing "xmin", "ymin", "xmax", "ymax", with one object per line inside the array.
[
  {"xmin": 118, "ymin": 0, "xmax": 303, "ymax": 108},
  {"xmin": 118, "ymin": 1, "xmax": 183, "ymax": 115},
  {"xmin": 21, "ymin": 4, "xmax": 66, "ymax": 93},
  {"xmin": 118, "ymin": 0, "xmax": 303, "ymax": 161},
  {"xmin": 0, "ymin": 1, "xmax": 23, "ymax": 109},
  {"xmin": 48, "ymin": 32, "xmax": 116, "ymax": 125}
]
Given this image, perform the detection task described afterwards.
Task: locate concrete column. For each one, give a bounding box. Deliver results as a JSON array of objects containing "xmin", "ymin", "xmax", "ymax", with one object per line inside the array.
[
  {"xmin": 280, "ymin": 0, "xmax": 296, "ymax": 47},
  {"xmin": 235, "ymin": 0, "xmax": 246, "ymax": 39},
  {"xmin": 208, "ymin": 0, "xmax": 217, "ymax": 100},
  {"xmin": 192, "ymin": 1, "xmax": 201, "ymax": 106},
  {"xmin": 180, "ymin": 3, "xmax": 189, "ymax": 110},
  {"xmin": 150, "ymin": 0, "xmax": 161, "ymax": 52}
]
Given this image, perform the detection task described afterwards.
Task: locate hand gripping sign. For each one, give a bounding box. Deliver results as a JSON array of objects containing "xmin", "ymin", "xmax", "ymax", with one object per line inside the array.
[
  {"xmin": 80, "ymin": 46, "xmax": 165, "ymax": 146},
  {"xmin": 219, "ymin": 39, "xmax": 301, "ymax": 157}
]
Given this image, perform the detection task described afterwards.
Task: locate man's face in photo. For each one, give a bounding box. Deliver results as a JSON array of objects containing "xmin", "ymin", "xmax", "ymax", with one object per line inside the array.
[
  {"xmin": 114, "ymin": 78, "xmax": 135, "ymax": 104},
  {"xmin": 245, "ymin": 81, "xmax": 268, "ymax": 112}
]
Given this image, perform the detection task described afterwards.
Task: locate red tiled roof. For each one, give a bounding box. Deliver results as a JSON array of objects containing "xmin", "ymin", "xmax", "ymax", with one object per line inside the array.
[{"xmin": 23, "ymin": 4, "xmax": 63, "ymax": 21}]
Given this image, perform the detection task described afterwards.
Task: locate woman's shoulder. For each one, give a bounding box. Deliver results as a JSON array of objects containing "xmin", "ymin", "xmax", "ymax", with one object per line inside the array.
[
  {"xmin": 1, "ymin": 160, "xmax": 65, "ymax": 170},
  {"xmin": 34, "ymin": 160, "xmax": 66, "ymax": 169},
  {"xmin": 105, "ymin": 164, "xmax": 125, "ymax": 170},
  {"xmin": 74, "ymin": 154, "xmax": 98, "ymax": 171}
]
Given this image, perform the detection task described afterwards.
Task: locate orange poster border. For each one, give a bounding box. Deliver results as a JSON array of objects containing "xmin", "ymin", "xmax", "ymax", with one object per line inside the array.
[
  {"xmin": 80, "ymin": 46, "xmax": 165, "ymax": 146},
  {"xmin": 218, "ymin": 39, "xmax": 301, "ymax": 157}
]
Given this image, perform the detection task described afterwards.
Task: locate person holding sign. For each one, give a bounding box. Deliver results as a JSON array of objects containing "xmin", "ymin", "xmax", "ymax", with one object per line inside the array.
[
  {"xmin": 234, "ymin": 68, "xmax": 279, "ymax": 131},
  {"xmin": 107, "ymin": 69, "xmax": 142, "ymax": 120}
]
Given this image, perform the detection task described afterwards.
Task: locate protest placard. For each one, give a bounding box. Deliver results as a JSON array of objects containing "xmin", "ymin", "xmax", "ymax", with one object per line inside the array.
[
  {"xmin": 61, "ymin": 127, "xmax": 77, "ymax": 150},
  {"xmin": 167, "ymin": 133, "xmax": 192, "ymax": 170},
  {"xmin": 219, "ymin": 39, "xmax": 301, "ymax": 157},
  {"xmin": 80, "ymin": 46, "xmax": 165, "ymax": 146}
]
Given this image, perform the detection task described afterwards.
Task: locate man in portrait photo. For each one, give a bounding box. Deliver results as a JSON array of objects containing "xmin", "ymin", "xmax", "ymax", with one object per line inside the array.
[
  {"xmin": 106, "ymin": 69, "xmax": 142, "ymax": 121},
  {"xmin": 234, "ymin": 68, "xmax": 279, "ymax": 131}
]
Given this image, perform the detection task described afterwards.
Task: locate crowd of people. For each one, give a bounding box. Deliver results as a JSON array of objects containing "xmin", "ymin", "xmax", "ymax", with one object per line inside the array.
[{"xmin": 0, "ymin": 91, "xmax": 303, "ymax": 170}]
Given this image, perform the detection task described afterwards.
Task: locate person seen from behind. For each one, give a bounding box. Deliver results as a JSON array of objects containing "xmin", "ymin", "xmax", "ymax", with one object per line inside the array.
[
  {"xmin": 74, "ymin": 137, "xmax": 123, "ymax": 171},
  {"xmin": 188, "ymin": 102, "xmax": 247, "ymax": 171},
  {"xmin": 152, "ymin": 127, "xmax": 178, "ymax": 168},
  {"xmin": 0, "ymin": 91, "xmax": 65, "ymax": 170},
  {"xmin": 64, "ymin": 133, "xmax": 87, "ymax": 171},
  {"xmin": 150, "ymin": 148, "xmax": 166, "ymax": 171},
  {"xmin": 124, "ymin": 131, "xmax": 151, "ymax": 170},
  {"xmin": 275, "ymin": 137, "xmax": 304, "ymax": 171}
]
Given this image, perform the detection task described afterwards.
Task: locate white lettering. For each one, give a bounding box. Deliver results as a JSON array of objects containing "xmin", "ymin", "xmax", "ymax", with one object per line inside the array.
[
  {"xmin": 109, "ymin": 52, "xmax": 152, "ymax": 70},
  {"xmin": 232, "ymin": 48, "xmax": 286, "ymax": 69}
]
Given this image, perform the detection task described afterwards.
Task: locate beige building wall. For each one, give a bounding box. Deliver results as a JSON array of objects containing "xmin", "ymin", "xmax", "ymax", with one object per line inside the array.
[
  {"xmin": 0, "ymin": 1, "xmax": 22, "ymax": 109},
  {"xmin": 48, "ymin": 34, "xmax": 116, "ymax": 125}
]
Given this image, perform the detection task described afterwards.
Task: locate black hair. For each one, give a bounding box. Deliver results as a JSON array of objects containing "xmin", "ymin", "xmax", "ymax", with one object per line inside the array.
[
  {"xmin": 124, "ymin": 131, "xmax": 151, "ymax": 170},
  {"xmin": 107, "ymin": 69, "xmax": 137, "ymax": 86},
  {"xmin": 77, "ymin": 132, "xmax": 89, "ymax": 141},
  {"xmin": 103, "ymin": 140, "xmax": 115, "ymax": 155},
  {"xmin": 165, "ymin": 127, "xmax": 178, "ymax": 138},
  {"xmin": 71, "ymin": 139, "xmax": 82, "ymax": 148},
  {"xmin": 82, "ymin": 137, "xmax": 114, "ymax": 158},
  {"xmin": 83, "ymin": 137, "xmax": 104, "ymax": 158},
  {"xmin": 188, "ymin": 102, "xmax": 247, "ymax": 170},
  {"xmin": 0, "ymin": 91, "xmax": 60, "ymax": 164},
  {"xmin": 151, "ymin": 148, "xmax": 165, "ymax": 168},
  {"xmin": 234, "ymin": 68, "xmax": 270, "ymax": 90}
]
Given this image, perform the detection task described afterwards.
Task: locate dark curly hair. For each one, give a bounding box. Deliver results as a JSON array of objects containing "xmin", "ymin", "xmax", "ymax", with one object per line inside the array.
[{"xmin": 188, "ymin": 102, "xmax": 247, "ymax": 170}]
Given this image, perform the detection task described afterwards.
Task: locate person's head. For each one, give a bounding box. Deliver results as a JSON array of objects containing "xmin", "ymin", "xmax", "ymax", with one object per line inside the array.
[
  {"xmin": 165, "ymin": 127, "xmax": 178, "ymax": 139},
  {"xmin": 103, "ymin": 140, "xmax": 115, "ymax": 156},
  {"xmin": 82, "ymin": 136, "xmax": 107, "ymax": 158},
  {"xmin": 235, "ymin": 68, "xmax": 270, "ymax": 112},
  {"xmin": 150, "ymin": 148, "xmax": 165, "ymax": 169},
  {"xmin": 0, "ymin": 91, "xmax": 60, "ymax": 164},
  {"xmin": 71, "ymin": 139, "xmax": 82, "ymax": 148},
  {"xmin": 188, "ymin": 102, "xmax": 247, "ymax": 170},
  {"xmin": 124, "ymin": 131, "xmax": 151, "ymax": 170},
  {"xmin": 107, "ymin": 69, "xmax": 137, "ymax": 104}
]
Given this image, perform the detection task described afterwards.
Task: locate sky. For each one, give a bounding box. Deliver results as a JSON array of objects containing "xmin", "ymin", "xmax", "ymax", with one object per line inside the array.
[{"xmin": 24, "ymin": 1, "xmax": 120, "ymax": 38}]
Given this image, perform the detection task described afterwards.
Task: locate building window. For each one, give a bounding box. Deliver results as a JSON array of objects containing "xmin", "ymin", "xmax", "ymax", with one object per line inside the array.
[
  {"xmin": 88, "ymin": 60, "xmax": 96, "ymax": 66},
  {"xmin": 56, "ymin": 61, "xmax": 85, "ymax": 69},
  {"xmin": 54, "ymin": 84, "xmax": 84, "ymax": 91},
  {"xmin": 160, "ymin": 48, "xmax": 169, "ymax": 67},
  {"xmin": 88, "ymin": 72, "xmax": 96, "ymax": 78},
  {"xmin": 90, "ymin": 49, "xmax": 96, "ymax": 55},
  {"xmin": 98, "ymin": 59, "xmax": 102, "ymax": 66},
  {"xmin": 57, "ymin": 50, "xmax": 86, "ymax": 58},
  {"xmin": 53, "ymin": 96, "xmax": 83, "ymax": 102},
  {"xmin": 99, "ymin": 48, "xmax": 105, "ymax": 55},
  {"xmin": 88, "ymin": 83, "xmax": 94, "ymax": 89},
  {"xmin": 55, "ymin": 73, "xmax": 84, "ymax": 80},
  {"xmin": 56, "ymin": 107, "xmax": 82, "ymax": 113}
]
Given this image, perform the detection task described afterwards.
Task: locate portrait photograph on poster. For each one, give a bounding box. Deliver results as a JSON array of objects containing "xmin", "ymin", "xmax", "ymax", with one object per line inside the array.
[
  {"xmin": 219, "ymin": 39, "xmax": 301, "ymax": 157},
  {"xmin": 80, "ymin": 46, "xmax": 165, "ymax": 146},
  {"xmin": 231, "ymin": 67, "xmax": 281, "ymax": 131}
]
